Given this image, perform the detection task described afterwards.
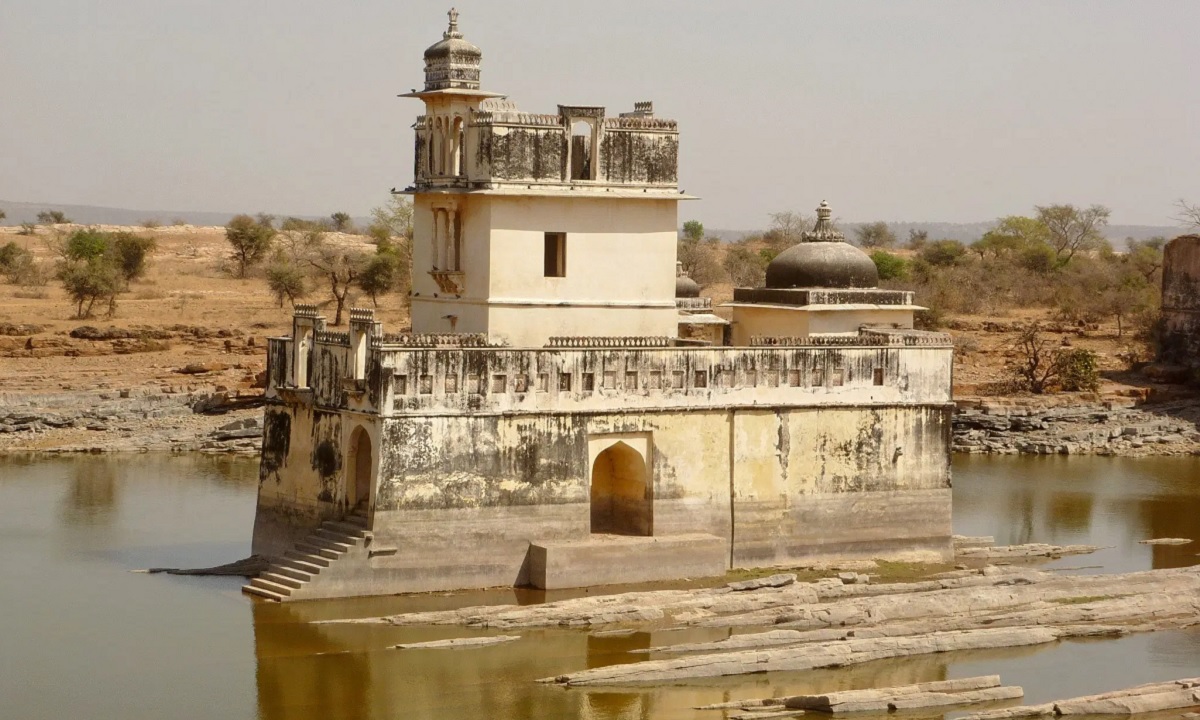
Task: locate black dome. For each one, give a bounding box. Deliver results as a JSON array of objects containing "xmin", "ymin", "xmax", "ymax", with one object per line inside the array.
[
  {"xmin": 765, "ymin": 241, "xmax": 879, "ymax": 289},
  {"xmin": 675, "ymin": 274, "xmax": 700, "ymax": 298}
]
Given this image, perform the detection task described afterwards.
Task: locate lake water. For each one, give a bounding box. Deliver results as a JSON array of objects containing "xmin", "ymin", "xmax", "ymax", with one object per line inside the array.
[{"xmin": 1, "ymin": 454, "xmax": 1197, "ymax": 720}]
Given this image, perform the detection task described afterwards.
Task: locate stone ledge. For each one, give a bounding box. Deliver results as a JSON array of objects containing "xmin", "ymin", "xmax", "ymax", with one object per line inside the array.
[{"xmin": 527, "ymin": 533, "xmax": 728, "ymax": 590}]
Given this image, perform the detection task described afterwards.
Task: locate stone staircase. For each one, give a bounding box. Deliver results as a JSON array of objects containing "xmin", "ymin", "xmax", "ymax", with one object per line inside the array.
[{"xmin": 242, "ymin": 512, "xmax": 369, "ymax": 602}]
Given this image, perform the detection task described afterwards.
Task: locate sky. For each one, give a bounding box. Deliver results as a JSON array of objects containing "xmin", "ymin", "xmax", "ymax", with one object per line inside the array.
[{"xmin": 2, "ymin": 1, "xmax": 1198, "ymax": 229}]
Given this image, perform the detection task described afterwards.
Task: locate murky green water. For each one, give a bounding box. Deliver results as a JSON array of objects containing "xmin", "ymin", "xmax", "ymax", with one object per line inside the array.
[{"xmin": 0, "ymin": 454, "xmax": 1197, "ymax": 720}]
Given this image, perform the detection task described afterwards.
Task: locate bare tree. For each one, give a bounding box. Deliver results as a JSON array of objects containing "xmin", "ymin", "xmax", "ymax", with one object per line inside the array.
[
  {"xmin": 1035, "ymin": 204, "xmax": 1110, "ymax": 263},
  {"xmin": 763, "ymin": 211, "xmax": 811, "ymax": 250},
  {"xmin": 1012, "ymin": 324, "xmax": 1063, "ymax": 394},
  {"xmin": 304, "ymin": 231, "xmax": 368, "ymax": 325},
  {"xmin": 1175, "ymin": 199, "xmax": 1200, "ymax": 232}
]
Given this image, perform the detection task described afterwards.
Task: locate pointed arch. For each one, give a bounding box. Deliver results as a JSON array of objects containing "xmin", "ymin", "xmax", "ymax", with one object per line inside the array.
[{"xmin": 590, "ymin": 441, "xmax": 652, "ymax": 536}]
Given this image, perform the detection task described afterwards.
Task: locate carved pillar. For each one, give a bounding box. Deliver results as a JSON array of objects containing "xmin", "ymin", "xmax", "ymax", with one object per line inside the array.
[
  {"xmin": 447, "ymin": 208, "xmax": 458, "ymax": 271},
  {"xmin": 437, "ymin": 209, "xmax": 450, "ymax": 270},
  {"xmin": 431, "ymin": 208, "xmax": 442, "ymax": 270}
]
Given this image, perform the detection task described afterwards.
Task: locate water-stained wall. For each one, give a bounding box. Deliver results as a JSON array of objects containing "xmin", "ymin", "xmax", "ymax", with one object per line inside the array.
[{"xmin": 1161, "ymin": 235, "xmax": 1200, "ymax": 379}]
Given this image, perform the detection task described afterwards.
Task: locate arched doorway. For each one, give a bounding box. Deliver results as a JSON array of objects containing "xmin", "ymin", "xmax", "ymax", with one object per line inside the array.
[
  {"xmin": 590, "ymin": 441, "xmax": 652, "ymax": 536},
  {"xmin": 347, "ymin": 426, "xmax": 372, "ymax": 513}
]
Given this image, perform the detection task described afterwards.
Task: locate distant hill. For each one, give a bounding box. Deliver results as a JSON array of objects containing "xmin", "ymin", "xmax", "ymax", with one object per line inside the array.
[
  {"xmin": 705, "ymin": 221, "xmax": 1183, "ymax": 247},
  {"xmin": 0, "ymin": 200, "xmax": 368, "ymax": 229}
]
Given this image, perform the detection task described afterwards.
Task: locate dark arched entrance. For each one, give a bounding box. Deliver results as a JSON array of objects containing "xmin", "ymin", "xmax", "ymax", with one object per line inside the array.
[
  {"xmin": 347, "ymin": 426, "xmax": 372, "ymax": 512},
  {"xmin": 590, "ymin": 441, "xmax": 652, "ymax": 536}
]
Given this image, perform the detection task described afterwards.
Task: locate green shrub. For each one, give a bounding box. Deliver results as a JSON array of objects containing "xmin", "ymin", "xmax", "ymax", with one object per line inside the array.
[
  {"xmin": 1058, "ymin": 348, "xmax": 1100, "ymax": 392},
  {"xmin": 870, "ymin": 250, "xmax": 909, "ymax": 280},
  {"xmin": 64, "ymin": 228, "xmax": 109, "ymax": 261},
  {"xmin": 108, "ymin": 232, "xmax": 156, "ymax": 281},
  {"xmin": 919, "ymin": 239, "xmax": 967, "ymax": 267}
]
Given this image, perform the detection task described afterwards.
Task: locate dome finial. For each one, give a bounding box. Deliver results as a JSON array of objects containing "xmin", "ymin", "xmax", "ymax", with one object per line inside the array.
[
  {"xmin": 802, "ymin": 199, "xmax": 844, "ymax": 243},
  {"xmin": 445, "ymin": 7, "xmax": 461, "ymax": 38}
]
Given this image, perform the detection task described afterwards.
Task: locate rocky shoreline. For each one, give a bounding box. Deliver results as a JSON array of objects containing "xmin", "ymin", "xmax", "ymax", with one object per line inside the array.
[
  {"xmin": 0, "ymin": 387, "xmax": 264, "ymax": 455},
  {"xmin": 3, "ymin": 388, "xmax": 1198, "ymax": 459},
  {"xmin": 953, "ymin": 395, "xmax": 1200, "ymax": 457}
]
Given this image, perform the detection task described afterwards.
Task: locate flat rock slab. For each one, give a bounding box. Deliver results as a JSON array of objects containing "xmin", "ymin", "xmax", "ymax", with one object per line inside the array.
[
  {"xmin": 962, "ymin": 678, "xmax": 1200, "ymax": 719},
  {"xmin": 1139, "ymin": 538, "xmax": 1193, "ymax": 545},
  {"xmin": 728, "ymin": 573, "xmax": 797, "ymax": 591},
  {"xmin": 958, "ymin": 543, "xmax": 1103, "ymax": 559},
  {"xmin": 391, "ymin": 635, "xmax": 519, "ymax": 650}
]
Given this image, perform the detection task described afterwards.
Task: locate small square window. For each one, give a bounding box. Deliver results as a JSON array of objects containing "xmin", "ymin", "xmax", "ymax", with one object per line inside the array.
[
  {"xmin": 544, "ymin": 232, "xmax": 566, "ymax": 277},
  {"xmin": 671, "ymin": 370, "xmax": 685, "ymax": 389},
  {"xmin": 603, "ymin": 371, "xmax": 616, "ymax": 389},
  {"xmin": 514, "ymin": 374, "xmax": 529, "ymax": 393},
  {"xmin": 491, "ymin": 374, "xmax": 507, "ymax": 393},
  {"xmin": 831, "ymin": 368, "xmax": 845, "ymax": 387},
  {"xmin": 467, "ymin": 373, "xmax": 482, "ymax": 394},
  {"xmin": 419, "ymin": 374, "xmax": 433, "ymax": 394},
  {"xmin": 787, "ymin": 369, "xmax": 801, "ymax": 387},
  {"xmin": 873, "ymin": 367, "xmax": 885, "ymax": 386},
  {"xmin": 625, "ymin": 371, "xmax": 638, "ymax": 389},
  {"xmin": 444, "ymin": 374, "xmax": 458, "ymax": 394},
  {"xmin": 812, "ymin": 367, "xmax": 825, "ymax": 387},
  {"xmin": 536, "ymin": 373, "xmax": 549, "ymax": 392},
  {"xmin": 582, "ymin": 372, "xmax": 595, "ymax": 392},
  {"xmin": 649, "ymin": 370, "xmax": 662, "ymax": 390},
  {"xmin": 394, "ymin": 374, "xmax": 408, "ymax": 395},
  {"xmin": 558, "ymin": 373, "xmax": 572, "ymax": 392},
  {"xmin": 694, "ymin": 370, "xmax": 708, "ymax": 388}
]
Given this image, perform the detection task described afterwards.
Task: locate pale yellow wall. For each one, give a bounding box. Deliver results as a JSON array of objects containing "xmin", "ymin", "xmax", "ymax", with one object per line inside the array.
[
  {"xmin": 412, "ymin": 194, "xmax": 680, "ymax": 344},
  {"xmin": 731, "ymin": 305, "xmax": 914, "ymax": 345}
]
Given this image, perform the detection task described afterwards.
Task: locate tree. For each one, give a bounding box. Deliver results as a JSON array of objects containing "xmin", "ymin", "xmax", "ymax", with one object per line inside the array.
[
  {"xmin": 677, "ymin": 236, "xmax": 722, "ymax": 286},
  {"xmin": 855, "ymin": 221, "xmax": 897, "ymax": 248},
  {"xmin": 681, "ymin": 220, "xmax": 704, "ymax": 243},
  {"xmin": 57, "ymin": 259, "xmax": 122, "ymax": 318},
  {"xmin": 0, "ymin": 209, "xmax": 6, "ymax": 222},
  {"xmin": 108, "ymin": 232, "xmax": 156, "ymax": 282},
  {"xmin": 63, "ymin": 228, "xmax": 109, "ymax": 262},
  {"xmin": 304, "ymin": 231, "xmax": 368, "ymax": 325},
  {"xmin": 763, "ymin": 211, "xmax": 811, "ymax": 250},
  {"xmin": 370, "ymin": 195, "xmax": 414, "ymax": 241},
  {"xmin": 870, "ymin": 250, "xmax": 909, "ymax": 280},
  {"xmin": 358, "ymin": 252, "xmax": 400, "ymax": 307},
  {"xmin": 919, "ymin": 239, "xmax": 966, "ymax": 267},
  {"xmin": 37, "ymin": 210, "xmax": 70, "ymax": 224},
  {"xmin": 907, "ymin": 229, "xmax": 929, "ymax": 248},
  {"xmin": 1176, "ymin": 199, "xmax": 1200, "ymax": 232},
  {"xmin": 330, "ymin": 212, "xmax": 353, "ymax": 232},
  {"xmin": 1012, "ymin": 325, "xmax": 1063, "ymax": 394},
  {"xmin": 265, "ymin": 261, "xmax": 307, "ymax": 308},
  {"xmin": 972, "ymin": 216, "xmax": 1050, "ymax": 258},
  {"xmin": 722, "ymin": 244, "xmax": 766, "ymax": 286},
  {"xmin": 225, "ymin": 214, "xmax": 277, "ymax": 278},
  {"xmin": 1035, "ymin": 204, "xmax": 1110, "ymax": 263}
]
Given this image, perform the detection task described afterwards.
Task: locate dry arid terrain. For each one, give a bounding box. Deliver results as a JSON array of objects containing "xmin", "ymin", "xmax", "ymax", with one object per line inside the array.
[{"xmin": 0, "ymin": 224, "xmax": 1196, "ymax": 455}]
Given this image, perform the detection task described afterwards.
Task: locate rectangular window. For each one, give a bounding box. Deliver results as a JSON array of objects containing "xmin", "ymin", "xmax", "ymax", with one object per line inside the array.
[
  {"xmin": 745, "ymin": 369, "xmax": 757, "ymax": 387},
  {"xmin": 467, "ymin": 373, "xmax": 481, "ymax": 394},
  {"xmin": 544, "ymin": 232, "xmax": 566, "ymax": 277},
  {"xmin": 491, "ymin": 374, "xmax": 507, "ymax": 393},
  {"xmin": 671, "ymin": 370, "xmax": 685, "ymax": 389},
  {"xmin": 602, "ymin": 370, "xmax": 616, "ymax": 389},
  {"xmin": 812, "ymin": 367, "xmax": 825, "ymax": 387},
  {"xmin": 582, "ymin": 372, "xmax": 595, "ymax": 392},
  {"xmin": 419, "ymin": 374, "xmax": 433, "ymax": 394},
  {"xmin": 649, "ymin": 370, "xmax": 662, "ymax": 390},
  {"xmin": 558, "ymin": 373, "xmax": 572, "ymax": 392},
  {"xmin": 394, "ymin": 375, "xmax": 408, "ymax": 395},
  {"xmin": 766, "ymin": 370, "xmax": 780, "ymax": 387},
  {"xmin": 787, "ymin": 369, "xmax": 801, "ymax": 387},
  {"xmin": 536, "ymin": 373, "xmax": 549, "ymax": 392},
  {"xmin": 514, "ymin": 374, "xmax": 529, "ymax": 393},
  {"xmin": 873, "ymin": 367, "xmax": 885, "ymax": 386},
  {"xmin": 443, "ymin": 374, "xmax": 458, "ymax": 394},
  {"xmin": 625, "ymin": 371, "xmax": 639, "ymax": 389},
  {"xmin": 831, "ymin": 368, "xmax": 845, "ymax": 387},
  {"xmin": 694, "ymin": 370, "xmax": 708, "ymax": 389}
]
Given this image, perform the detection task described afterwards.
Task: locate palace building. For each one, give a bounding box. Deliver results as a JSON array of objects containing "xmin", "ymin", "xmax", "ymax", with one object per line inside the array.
[{"xmin": 244, "ymin": 10, "xmax": 954, "ymax": 602}]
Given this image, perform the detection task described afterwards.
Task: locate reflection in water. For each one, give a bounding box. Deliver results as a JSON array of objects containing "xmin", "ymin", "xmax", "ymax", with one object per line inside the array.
[
  {"xmin": 1, "ymin": 454, "xmax": 1198, "ymax": 720},
  {"xmin": 61, "ymin": 457, "xmax": 119, "ymax": 525}
]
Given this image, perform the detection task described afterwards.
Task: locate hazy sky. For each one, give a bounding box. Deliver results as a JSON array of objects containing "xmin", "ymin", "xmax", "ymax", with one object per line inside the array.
[{"xmin": 3, "ymin": 1, "xmax": 1198, "ymax": 229}]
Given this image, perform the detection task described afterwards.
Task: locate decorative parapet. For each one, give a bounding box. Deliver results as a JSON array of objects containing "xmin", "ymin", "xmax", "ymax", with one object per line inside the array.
[
  {"xmin": 602, "ymin": 116, "xmax": 678, "ymax": 131},
  {"xmin": 675, "ymin": 297, "xmax": 712, "ymax": 311},
  {"xmin": 545, "ymin": 336, "xmax": 673, "ymax": 348},
  {"xmin": 293, "ymin": 304, "xmax": 319, "ymax": 318},
  {"xmin": 751, "ymin": 332, "xmax": 952, "ymax": 348},
  {"xmin": 315, "ymin": 331, "xmax": 350, "ymax": 346},
  {"xmin": 472, "ymin": 110, "xmax": 563, "ymax": 127},
  {"xmin": 348, "ymin": 307, "xmax": 375, "ymax": 324},
  {"xmin": 374, "ymin": 333, "xmax": 506, "ymax": 348}
]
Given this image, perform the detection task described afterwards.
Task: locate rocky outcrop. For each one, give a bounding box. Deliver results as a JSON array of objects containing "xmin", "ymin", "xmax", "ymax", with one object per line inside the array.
[
  {"xmin": 953, "ymin": 399, "xmax": 1200, "ymax": 456},
  {"xmin": 961, "ymin": 678, "xmax": 1200, "ymax": 719}
]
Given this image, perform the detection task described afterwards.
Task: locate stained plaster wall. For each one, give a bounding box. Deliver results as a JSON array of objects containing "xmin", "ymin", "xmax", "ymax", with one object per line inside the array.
[{"xmin": 1161, "ymin": 235, "xmax": 1200, "ymax": 375}]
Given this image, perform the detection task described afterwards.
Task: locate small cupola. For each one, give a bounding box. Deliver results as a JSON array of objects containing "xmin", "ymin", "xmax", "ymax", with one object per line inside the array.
[
  {"xmin": 422, "ymin": 8, "xmax": 483, "ymax": 91},
  {"xmin": 764, "ymin": 200, "xmax": 879, "ymax": 289},
  {"xmin": 675, "ymin": 261, "xmax": 700, "ymax": 298}
]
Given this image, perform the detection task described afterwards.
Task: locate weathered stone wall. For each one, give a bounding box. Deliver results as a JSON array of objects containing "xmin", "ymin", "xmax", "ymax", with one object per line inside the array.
[{"xmin": 1161, "ymin": 235, "xmax": 1200, "ymax": 377}]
